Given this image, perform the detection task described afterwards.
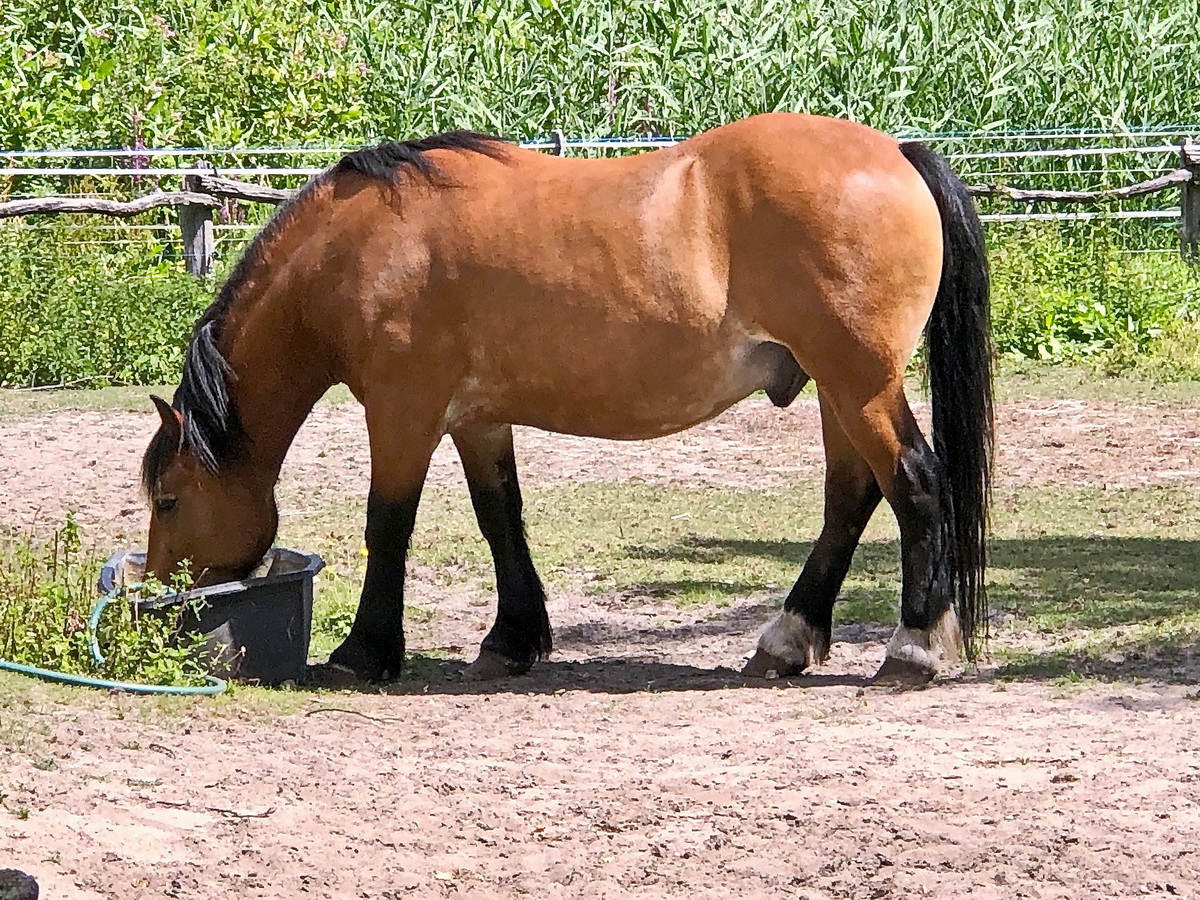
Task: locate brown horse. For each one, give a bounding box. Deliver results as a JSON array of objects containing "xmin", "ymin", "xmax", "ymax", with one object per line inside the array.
[{"xmin": 142, "ymin": 113, "xmax": 992, "ymax": 684}]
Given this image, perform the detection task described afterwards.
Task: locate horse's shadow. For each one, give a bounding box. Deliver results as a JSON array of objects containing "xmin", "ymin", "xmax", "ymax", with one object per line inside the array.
[
  {"xmin": 302, "ymin": 641, "xmax": 1200, "ymax": 696},
  {"xmin": 302, "ymin": 533, "xmax": 1200, "ymax": 694},
  {"xmin": 304, "ymin": 654, "xmax": 875, "ymax": 696}
]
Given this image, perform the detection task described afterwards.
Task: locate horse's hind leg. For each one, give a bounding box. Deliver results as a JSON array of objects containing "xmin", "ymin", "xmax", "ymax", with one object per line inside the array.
[
  {"xmin": 744, "ymin": 390, "xmax": 882, "ymax": 677},
  {"xmin": 453, "ymin": 425, "xmax": 552, "ymax": 680},
  {"xmin": 826, "ymin": 382, "xmax": 963, "ymax": 683}
]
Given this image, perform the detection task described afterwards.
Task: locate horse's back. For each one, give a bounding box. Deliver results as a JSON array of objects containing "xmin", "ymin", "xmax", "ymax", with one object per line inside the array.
[{"xmin": 311, "ymin": 114, "xmax": 944, "ymax": 438}]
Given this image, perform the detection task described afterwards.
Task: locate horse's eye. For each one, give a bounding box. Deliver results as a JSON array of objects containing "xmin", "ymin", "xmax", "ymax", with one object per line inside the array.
[{"xmin": 155, "ymin": 496, "xmax": 179, "ymax": 516}]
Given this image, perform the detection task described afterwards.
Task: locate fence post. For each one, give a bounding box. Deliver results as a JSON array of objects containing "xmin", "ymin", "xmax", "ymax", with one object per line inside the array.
[
  {"xmin": 1182, "ymin": 139, "xmax": 1200, "ymax": 264},
  {"xmin": 180, "ymin": 160, "xmax": 216, "ymax": 277}
]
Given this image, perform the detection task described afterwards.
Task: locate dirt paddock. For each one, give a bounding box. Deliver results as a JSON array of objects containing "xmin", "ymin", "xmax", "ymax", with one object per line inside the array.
[{"xmin": 2, "ymin": 393, "xmax": 1200, "ymax": 898}]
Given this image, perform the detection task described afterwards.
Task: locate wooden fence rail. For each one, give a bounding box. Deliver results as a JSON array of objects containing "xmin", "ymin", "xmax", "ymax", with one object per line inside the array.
[{"xmin": 1, "ymin": 139, "xmax": 1198, "ymax": 276}]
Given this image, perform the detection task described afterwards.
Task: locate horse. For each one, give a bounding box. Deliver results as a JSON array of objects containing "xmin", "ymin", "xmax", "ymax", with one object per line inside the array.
[{"xmin": 142, "ymin": 112, "xmax": 992, "ymax": 684}]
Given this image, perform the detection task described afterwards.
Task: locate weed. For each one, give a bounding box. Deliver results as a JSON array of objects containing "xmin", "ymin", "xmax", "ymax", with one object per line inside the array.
[{"xmin": 0, "ymin": 517, "xmax": 209, "ymax": 687}]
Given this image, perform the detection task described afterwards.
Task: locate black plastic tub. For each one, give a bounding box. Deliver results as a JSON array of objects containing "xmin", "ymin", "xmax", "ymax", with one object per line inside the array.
[{"xmin": 98, "ymin": 548, "xmax": 324, "ymax": 685}]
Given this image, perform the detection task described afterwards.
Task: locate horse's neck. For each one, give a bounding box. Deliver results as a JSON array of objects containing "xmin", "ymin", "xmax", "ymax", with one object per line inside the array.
[{"xmin": 222, "ymin": 290, "xmax": 334, "ymax": 479}]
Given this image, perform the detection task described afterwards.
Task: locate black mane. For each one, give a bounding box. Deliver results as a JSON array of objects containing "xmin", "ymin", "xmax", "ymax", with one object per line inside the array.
[
  {"xmin": 142, "ymin": 130, "xmax": 508, "ymax": 494},
  {"xmin": 335, "ymin": 130, "xmax": 508, "ymax": 183}
]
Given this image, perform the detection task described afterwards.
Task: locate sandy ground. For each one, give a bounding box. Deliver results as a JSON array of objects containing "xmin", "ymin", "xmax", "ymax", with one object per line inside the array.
[
  {"xmin": 2, "ymin": 394, "xmax": 1200, "ymax": 539},
  {"xmin": 2, "ymin": 394, "xmax": 1200, "ymax": 898},
  {"xmin": 3, "ymin": 660, "xmax": 1199, "ymax": 899}
]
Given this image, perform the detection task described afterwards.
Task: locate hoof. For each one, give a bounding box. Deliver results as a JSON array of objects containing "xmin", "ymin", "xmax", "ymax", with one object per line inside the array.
[
  {"xmin": 753, "ymin": 610, "xmax": 829, "ymax": 674},
  {"xmin": 327, "ymin": 635, "xmax": 404, "ymax": 683},
  {"xmin": 307, "ymin": 661, "xmax": 369, "ymax": 690},
  {"xmin": 462, "ymin": 648, "xmax": 533, "ymax": 681},
  {"xmin": 872, "ymin": 655, "xmax": 935, "ymax": 687},
  {"xmin": 742, "ymin": 648, "xmax": 804, "ymax": 679}
]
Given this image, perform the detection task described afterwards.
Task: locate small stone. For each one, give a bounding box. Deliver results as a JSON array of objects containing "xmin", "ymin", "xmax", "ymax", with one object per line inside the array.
[{"xmin": 0, "ymin": 869, "xmax": 38, "ymax": 900}]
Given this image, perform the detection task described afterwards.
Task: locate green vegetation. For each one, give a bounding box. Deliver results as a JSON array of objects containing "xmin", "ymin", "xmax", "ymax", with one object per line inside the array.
[
  {"xmin": 0, "ymin": 517, "xmax": 208, "ymax": 686},
  {"xmin": 1, "ymin": 0, "xmax": 1198, "ymax": 386},
  {"xmin": 2, "ymin": 0, "xmax": 1196, "ymax": 146},
  {"xmin": 0, "ymin": 220, "xmax": 210, "ymax": 387},
  {"xmin": 988, "ymin": 222, "xmax": 1200, "ymax": 375}
]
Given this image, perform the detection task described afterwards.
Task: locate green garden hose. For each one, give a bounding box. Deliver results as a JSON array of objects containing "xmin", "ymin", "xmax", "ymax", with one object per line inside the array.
[{"xmin": 0, "ymin": 586, "xmax": 226, "ymax": 695}]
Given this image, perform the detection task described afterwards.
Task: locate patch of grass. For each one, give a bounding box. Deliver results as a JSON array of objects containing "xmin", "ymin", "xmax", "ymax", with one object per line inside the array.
[
  {"xmin": 988, "ymin": 358, "xmax": 1200, "ymax": 405},
  {"xmin": 0, "ymin": 477, "xmax": 1190, "ymax": 708},
  {"xmin": 94, "ymin": 681, "xmax": 316, "ymax": 720},
  {"xmin": 287, "ymin": 481, "xmax": 1200, "ymax": 679},
  {"xmin": 301, "ymin": 533, "xmax": 442, "ymax": 658},
  {"xmin": 284, "ymin": 482, "xmax": 851, "ymax": 623},
  {"xmin": 0, "ymin": 384, "xmax": 173, "ymax": 418},
  {"xmin": 988, "ymin": 486, "xmax": 1200, "ymax": 631},
  {"xmin": 1128, "ymin": 322, "xmax": 1200, "ymax": 384},
  {"xmin": 0, "ymin": 688, "xmax": 54, "ymax": 751},
  {"xmin": 0, "ymin": 382, "xmax": 357, "ymax": 419},
  {"xmin": 993, "ymin": 612, "xmax": 1200, "ymax": 684}
]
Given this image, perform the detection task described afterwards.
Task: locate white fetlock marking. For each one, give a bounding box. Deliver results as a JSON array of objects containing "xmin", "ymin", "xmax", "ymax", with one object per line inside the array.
[
  {"xmin": 884, "ymin": 608, "xmax": 964, "ymax": 673},
  {"xmin": 884, "ymin": 626, "xmax": 937, "ymax": 671},
  {"xmin": 757, "ymin": 611, "xmax": 829, "ymax": 667}
]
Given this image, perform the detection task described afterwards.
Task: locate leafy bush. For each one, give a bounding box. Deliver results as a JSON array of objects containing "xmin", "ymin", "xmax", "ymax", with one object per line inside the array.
[
  {"xmin": 0, "ymin": 219, "xmax": 209, "ymax": 386},
  {"xmin": 989, "ymin": 221, "xmax": 1200, "ymax": 366},
  {"xmin": 0, "ymin": 517, "xmax": 207, "ymax": 686}
]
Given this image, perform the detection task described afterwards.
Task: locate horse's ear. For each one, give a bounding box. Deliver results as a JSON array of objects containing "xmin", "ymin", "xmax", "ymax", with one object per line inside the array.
[{"xmin": 150, "ymin": 394, "xmax": 183, "ymax": 447}]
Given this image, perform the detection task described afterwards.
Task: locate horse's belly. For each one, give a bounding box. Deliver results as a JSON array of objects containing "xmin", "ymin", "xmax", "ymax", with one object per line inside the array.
[
  {"xmin": 443, "ymin": 337, "xmax": 799, "ymax": 440},
  {"xmin": 527, "ymin": 382, "xmax": 751, "ymax": 440}
]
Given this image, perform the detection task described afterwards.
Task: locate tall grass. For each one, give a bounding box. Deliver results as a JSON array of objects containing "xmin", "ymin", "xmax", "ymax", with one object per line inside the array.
[{"xmin": 1, "ymin": 0, "xmax": 1195, "ymax": 149}]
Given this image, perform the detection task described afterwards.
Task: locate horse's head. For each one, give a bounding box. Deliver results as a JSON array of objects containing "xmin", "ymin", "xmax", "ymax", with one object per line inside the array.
[{"xmin": 143, "ymin": 395, "xmax": 278, "ymax": 587}]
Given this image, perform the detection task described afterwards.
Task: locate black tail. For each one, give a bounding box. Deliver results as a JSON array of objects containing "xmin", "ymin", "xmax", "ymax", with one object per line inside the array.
[{"xmin": 900, "ymin": 141, "xmax": 994, "ymax": 660}]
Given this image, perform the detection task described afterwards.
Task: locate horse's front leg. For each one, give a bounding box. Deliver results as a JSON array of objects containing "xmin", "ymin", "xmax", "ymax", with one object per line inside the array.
[
  {"xmin": 452, "ymin": 424, "xmax": 552, "ymax": 679},
  {"xmin": 328, "ymin": 394, "xmax": 443, "ymax": 682},
  {"xmin": 327, "ymin": 488, "xmax": 423, "ymax": 681}
]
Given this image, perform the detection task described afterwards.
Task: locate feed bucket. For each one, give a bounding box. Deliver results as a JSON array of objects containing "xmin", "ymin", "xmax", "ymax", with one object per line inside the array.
[{"xmin": 98, "ymin": 548, "xmax": 324, "ymax": 685}]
